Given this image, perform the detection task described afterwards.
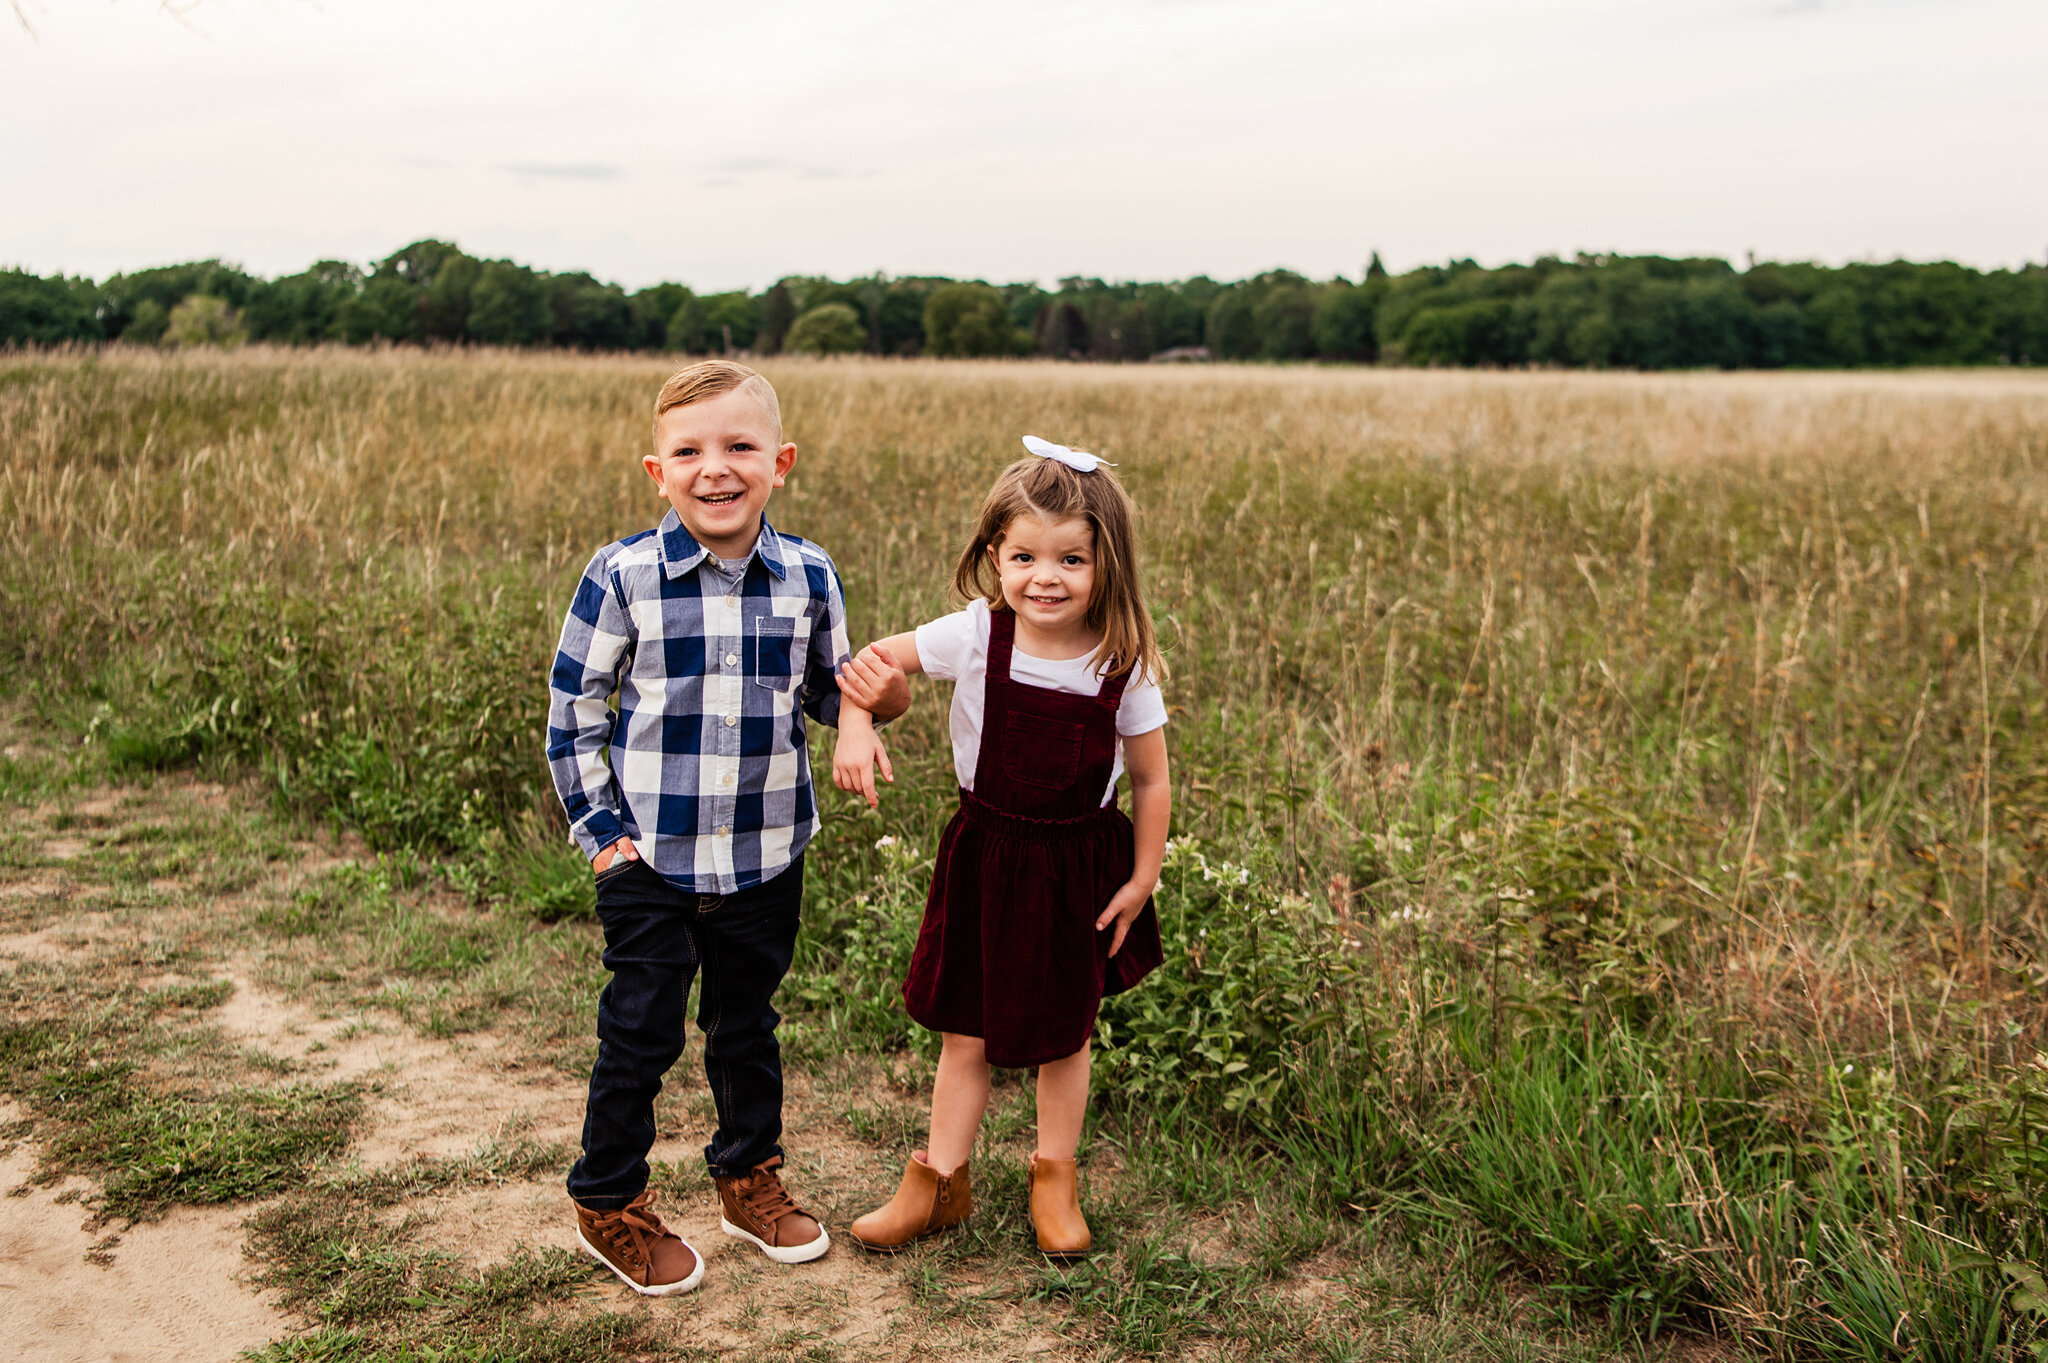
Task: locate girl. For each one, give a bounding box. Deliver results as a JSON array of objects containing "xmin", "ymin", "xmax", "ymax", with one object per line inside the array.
[{"xmin": 832, "ymin": 438, "xmax": 1169, "ymax": 1256}]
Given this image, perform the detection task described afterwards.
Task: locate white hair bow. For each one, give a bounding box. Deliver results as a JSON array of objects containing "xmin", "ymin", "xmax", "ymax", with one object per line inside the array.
[{"xmin": 1022, "ymin": 435, "xmax": 1115, "ymax": 474}]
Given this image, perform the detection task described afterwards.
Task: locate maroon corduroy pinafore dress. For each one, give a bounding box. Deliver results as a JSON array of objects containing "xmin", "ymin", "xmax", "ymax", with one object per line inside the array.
[{"xmin": 903, "ymin": 609, "xmax": 1164, "ymax": 1068}]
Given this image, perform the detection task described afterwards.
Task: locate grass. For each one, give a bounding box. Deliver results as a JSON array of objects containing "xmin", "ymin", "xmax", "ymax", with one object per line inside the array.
[
  {"xmin": 3, "ymin": 348, "xmax": 2047, "ymax": 1357},
  {"xmin": 0, "ymin": 951, "xmax": 363, "ymax": 1222}
]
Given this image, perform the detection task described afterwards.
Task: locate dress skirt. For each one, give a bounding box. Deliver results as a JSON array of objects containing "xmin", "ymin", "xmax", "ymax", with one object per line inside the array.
[{"xmin": 902, "ymin": 787, "xmax": 1164, "ymax": 1068}]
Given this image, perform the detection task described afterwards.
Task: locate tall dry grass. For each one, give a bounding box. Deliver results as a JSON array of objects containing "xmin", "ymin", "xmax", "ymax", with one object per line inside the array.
[{"xmin": 4, "ymin": 348, "xmax": 2048, "ymax": 1353}]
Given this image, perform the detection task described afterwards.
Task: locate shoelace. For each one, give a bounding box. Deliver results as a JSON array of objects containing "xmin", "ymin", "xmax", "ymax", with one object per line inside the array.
[
  {"xmin": 736, "ymin": 1160, "xmax": 803, "ymax": 1226},
  {"xmin": 603, "ymin": 1192, "xmax": 672, "ymax": 1272}
]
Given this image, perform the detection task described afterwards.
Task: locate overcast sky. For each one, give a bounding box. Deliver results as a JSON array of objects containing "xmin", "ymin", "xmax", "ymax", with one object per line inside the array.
[{"xmin": 4, "ymin": 0, "xmax": 2043, "ymax": 290}]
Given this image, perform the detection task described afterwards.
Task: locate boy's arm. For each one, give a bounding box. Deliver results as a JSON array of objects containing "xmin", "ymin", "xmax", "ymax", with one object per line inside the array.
[
  {"xmin": 1097, "ymin": 726, "xmax": 1169, "ymax": 958},
  {"xmin": 800, "ymin": 564, "xmax": 910, "ymax": 727},
  {"xmin": 545, "ymin": 551, "xmax": 635, "ymax": 863},
  {"xmin": 833, "ymin": 633, "xmax": 922, "ymax": 810}
]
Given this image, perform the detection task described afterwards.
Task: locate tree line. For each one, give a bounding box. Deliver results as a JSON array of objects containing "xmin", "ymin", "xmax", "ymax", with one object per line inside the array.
[{"xmin": 4, "ymin": 238, "xmax": 2044, "ymax": 367}]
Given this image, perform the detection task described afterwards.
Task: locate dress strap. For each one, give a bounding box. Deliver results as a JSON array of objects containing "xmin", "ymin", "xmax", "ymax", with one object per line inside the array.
[
  {"xmin": 986, "ymin": 605, "xmax": 1015, "ymax": 682},
  {"xmin": 1095, "ymin": 657, "xmax": 1131, "ymax": 710}
]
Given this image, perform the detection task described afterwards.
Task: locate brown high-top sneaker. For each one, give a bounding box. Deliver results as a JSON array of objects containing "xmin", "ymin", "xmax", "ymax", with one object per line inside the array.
[
  {"xmin": 715, "ymin": 1155, "xmax": 830, "ymax": 1264},
  {"xmin": 848, "ymin": 1152, "xmax": 973, "ymax": 1252},
  {"xmin": 1028, "ymin": 1153, "xmax": 1090, "ymax": 1256},
  {"xmin": 574, "ymin": 1191, "xmax": 705, "ymax": 1295}
]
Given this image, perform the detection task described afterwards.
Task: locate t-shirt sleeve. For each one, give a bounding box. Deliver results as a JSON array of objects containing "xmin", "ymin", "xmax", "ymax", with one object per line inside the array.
[
  {"xmin": 914, "ymin": 604, "xmax": 983, "ymax": 683},
  {"xmin": 1116, "ymin": 668, "xmax": 1169, "ymax": 737}
]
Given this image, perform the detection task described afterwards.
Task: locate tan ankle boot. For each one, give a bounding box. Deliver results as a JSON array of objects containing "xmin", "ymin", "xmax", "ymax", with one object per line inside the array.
[
  {"xmin": 1028, "ymin": 1154, "xmax": 1090, "ymax": 1256},
  {"xmin": 847, "ymin": 1152, "xmax": 972, "ymax": 1252}
]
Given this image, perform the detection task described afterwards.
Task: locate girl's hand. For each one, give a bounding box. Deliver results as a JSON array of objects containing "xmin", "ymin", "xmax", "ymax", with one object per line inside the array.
[
  {"xmin": 841, "ymin": 641, "xmax": 909, "ymax": 716},
  {"xmin": 1095, "ymin": 878, "xmax": 1155, "ymax": 957},
  {"xmin": 833, "ymin": 725, "xmax": 894, "ymax": 810}
]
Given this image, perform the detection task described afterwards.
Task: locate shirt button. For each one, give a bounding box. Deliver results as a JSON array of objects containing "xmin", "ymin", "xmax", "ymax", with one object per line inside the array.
[
  {"xmin": 716, "ymin": 825, "xmax": 730, "ymax": 838},
  {"xmin": 725, "ymin": 595, "xmax": 738, "ymax": 608},
  {"xmin": 724, "ymin": 714, "xmax": 738, "ymax": 728},
  {"xmin": 721, "ymin": 770, "xmax": 734, "ymax": 786},
  {"xmin": 725, "ymin": 652, "xmax": 738, "ymax": 666}
]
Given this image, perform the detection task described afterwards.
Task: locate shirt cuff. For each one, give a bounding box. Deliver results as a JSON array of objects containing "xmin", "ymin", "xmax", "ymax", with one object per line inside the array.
[{"xmin": 572, "ymin": 809, "xmax": 627, "ymax": 858}]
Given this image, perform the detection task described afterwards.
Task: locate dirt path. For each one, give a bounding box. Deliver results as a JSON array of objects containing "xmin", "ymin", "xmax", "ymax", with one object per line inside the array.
[
  {"xmin": 0, "ymin": 779, "xmax": 1080, "ymax": 1363},
  {"xmin": 0, "ymin": 1113, "xmax": 281, "ymax": 1363}
]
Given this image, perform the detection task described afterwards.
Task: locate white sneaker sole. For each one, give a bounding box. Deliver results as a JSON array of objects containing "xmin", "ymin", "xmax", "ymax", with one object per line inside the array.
[
  {"xmin": 720, "ymin": 1216, "xmax": 830, "ymax": 1264},
  {"xmin": 577, "ymin": 1228, "xmax": 706, "ymax": 1295}
]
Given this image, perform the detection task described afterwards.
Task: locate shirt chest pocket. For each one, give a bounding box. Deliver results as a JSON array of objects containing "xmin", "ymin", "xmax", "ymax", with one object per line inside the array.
[{"xmin": 749, "ymin": 615, "xmax": 811, "ymax": 693}]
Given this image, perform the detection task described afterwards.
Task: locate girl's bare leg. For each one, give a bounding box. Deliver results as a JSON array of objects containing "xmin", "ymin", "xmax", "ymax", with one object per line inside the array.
[
  {"xmin": 926, "ymin": 1032, "xmax": 992, "ymax": 1175},
  {"xmin": 1033, "ymin": 1041, "xmax": 1091, "ymax": 1160}
]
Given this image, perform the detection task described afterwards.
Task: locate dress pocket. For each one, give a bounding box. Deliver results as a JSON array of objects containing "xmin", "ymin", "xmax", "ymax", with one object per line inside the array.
[
  {"xmin": 1002, "ymin": 712, "xmax": 1086, "ymax": 790},
  {"xmin": 749, "ymin": 615, "xmax": 809, "ymax": 692}
]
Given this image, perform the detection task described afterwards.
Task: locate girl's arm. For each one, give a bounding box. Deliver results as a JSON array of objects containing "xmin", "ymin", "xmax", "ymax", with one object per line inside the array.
[
  {"xmin": 833, "ymin": 633, "xmax": 923, "ymax": 809},
  {"xmin": 1097, "ymin": 726, "xmax": 1169, "ymax": 957}
]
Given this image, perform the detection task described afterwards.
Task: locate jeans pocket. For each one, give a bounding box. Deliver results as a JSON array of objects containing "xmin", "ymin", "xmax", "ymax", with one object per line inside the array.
[{"xmin": 594, "ymin": 857, "xmax": 641, "ymax": 886}]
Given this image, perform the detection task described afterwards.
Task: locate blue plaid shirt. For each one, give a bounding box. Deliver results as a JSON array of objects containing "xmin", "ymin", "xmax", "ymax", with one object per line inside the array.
[{"xmin": 546, "ymin": 511, "xmax": 851, "ymax": 894}]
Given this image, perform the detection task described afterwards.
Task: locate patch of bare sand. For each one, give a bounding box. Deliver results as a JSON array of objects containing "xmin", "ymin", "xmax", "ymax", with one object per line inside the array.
[
  {"xmin": 1, "ymin": 869, "xmax": 1080, "ymax": 1362},
  {"xmin": 0, "ymin": 1131, "xmax": 280, "ymax": 1363},
  {"xmin": 209, "ymin": 967, "xmax": 588, "ymax": 1163},
  {"xmin": 417, "ymin": 1061, "xmax": 1075, "ymax": 1360},
  {"xmin": 0, "ymin": 916, "xmax": 100, "ymax": 963}
]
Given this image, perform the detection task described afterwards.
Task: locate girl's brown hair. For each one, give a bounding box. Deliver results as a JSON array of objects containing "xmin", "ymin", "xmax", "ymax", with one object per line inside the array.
[{"xmin": 952, "ymin": 455, "xmax": 1163, "ymax": 682}]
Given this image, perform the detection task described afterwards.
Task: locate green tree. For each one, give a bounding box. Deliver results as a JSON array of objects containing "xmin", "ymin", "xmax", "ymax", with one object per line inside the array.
[
  {"xmin": 1254, "ymin": 284, "xmax": 1318, "ymax": 359},
  {"xmin": 879, "ymin": 279, "xmax": 942, "ymax": 354},
  {"xmin": 244, "ymin": 261, "xmax": 361, "ymax": 344},
  {"xmin": 417, "ymin": 252, "xmax": 482, "ymax": 342},
  {"xmin": 1313, "ymin": 282, "xmax": 1377, "ymax": 360},
  {"xmin": 125, "ymin": 298, "xmax": 170, "ymax": 345},
  {"xmin": 549, "ymin": 273, "xmax": 633, "ymax": 350},
  {"xmin": 1205, "ymin": 288, "xmax": 1259, "ymax": 359},
  {"xmin": 467, "ymin": 261, "xmax": 549, "ymax": 346},
  {"xmin": 631, "ymin": 283, "xmax": 693, "ymax": 350},
  {"xmin": 0, "ymin": 270, "xmax": 100, "ymax": 344},
  {"xmin": 664, "ymin": 292, "xmax": 707, "ymax": 352},
  {"xmin": 163, "ymin": 294, "xmax": 246, "ymax": 348},
  {"xmin": 783, "ymin": 302, "xmax": 866, "ymax": 355},
  {"xmin": 758, "ymin": 283, "xmax": 796, "ymax": 354},
  {"xmin": 100, "ymin": 260, "xmax": 259, "ymax": 341},
  {"xmin": 1399, "ymin": 299, "xmax": 1525, "ymax": 366},
  {"xmin": 336, "ymin": 275, "xmax": 419, "ymax": 343},
  {"xmin": 1034, "ymin": 301, "xmax": 1090, "ymax": 357},
  {"xmin": 924, "ymin": 282, "xmax": 1015, "ymax": 358},
  {"xmin": 1136, "ymin": 282, "xmax": 1204, "ymax": 352},
  {"xmin": 700, "ymin": 291, "xmax": 760, "ymax": 352}
]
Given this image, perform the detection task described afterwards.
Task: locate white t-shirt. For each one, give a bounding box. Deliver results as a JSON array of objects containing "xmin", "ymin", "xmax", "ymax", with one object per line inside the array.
[{"xmin": 914, "ymin": 599, "xmax": 1168, "ymax": 806}]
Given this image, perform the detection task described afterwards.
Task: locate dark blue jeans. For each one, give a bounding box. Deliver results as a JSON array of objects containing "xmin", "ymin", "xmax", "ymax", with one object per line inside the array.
[{"xmin": 566, "ymin": 854, "xmax": 804, "ymax": 1209}]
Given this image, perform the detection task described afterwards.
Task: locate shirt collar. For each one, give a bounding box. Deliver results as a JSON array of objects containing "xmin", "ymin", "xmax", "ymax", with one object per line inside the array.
[{"xmin": 657, "ymin": 509, "xmax": 790, "ymax": 582}]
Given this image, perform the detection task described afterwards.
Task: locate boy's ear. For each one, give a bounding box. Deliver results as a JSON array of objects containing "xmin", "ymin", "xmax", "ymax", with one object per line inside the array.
[
  {"xmin": 771, "ymin": 441, "xmax": 797, "ymax": 488},
  {"xmin": 642, "ymin": 451, "xmax": 665, "ymax": 488}
]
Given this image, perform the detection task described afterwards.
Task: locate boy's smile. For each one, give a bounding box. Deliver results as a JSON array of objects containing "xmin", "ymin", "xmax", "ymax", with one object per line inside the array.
[
  {"xmin": 646, "ymin": 388, "xmax": 797, "ymax": 560},
  {"xmin": 991, "ymin": 513, "xmax": 1097, "ymax": 654}
]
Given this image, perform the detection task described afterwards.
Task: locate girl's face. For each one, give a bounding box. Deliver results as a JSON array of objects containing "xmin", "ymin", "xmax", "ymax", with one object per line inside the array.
[{"xmin": 990, "ymin": 513, "xmax": 1097, "ymax": 639}]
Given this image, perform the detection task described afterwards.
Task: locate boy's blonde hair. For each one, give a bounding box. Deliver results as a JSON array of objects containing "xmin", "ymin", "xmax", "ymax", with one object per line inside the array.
[
  {"xmin": 653, "ymin": 360, "xmax": 782, "ymax": 440},
  {"xmin": 953, "ymin": 456, "xmax": 1163, "ymax": 683}
]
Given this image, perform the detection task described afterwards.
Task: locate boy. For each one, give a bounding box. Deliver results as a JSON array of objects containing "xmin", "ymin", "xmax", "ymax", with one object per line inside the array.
[{"xmin": 547, "ymin": 360, "xmax": 907, "ymax": 1295}]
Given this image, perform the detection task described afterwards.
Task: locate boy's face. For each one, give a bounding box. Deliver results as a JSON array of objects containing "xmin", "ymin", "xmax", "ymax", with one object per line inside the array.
[{"xmin": 645, "ymin": 387, "xmax": 797, "ymax": 560}]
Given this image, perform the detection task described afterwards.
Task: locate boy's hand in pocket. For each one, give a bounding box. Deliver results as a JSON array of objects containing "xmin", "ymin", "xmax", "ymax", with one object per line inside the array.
[{"xmin": 593, "ymin": 838, "xmax": 640, "ymax": 873}]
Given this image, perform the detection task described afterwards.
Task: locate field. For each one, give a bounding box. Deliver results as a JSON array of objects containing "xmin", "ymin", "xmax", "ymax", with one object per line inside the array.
[{"xmin": 2, "ymin": 349, "xmax": 2047, "ymax": 1361}]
